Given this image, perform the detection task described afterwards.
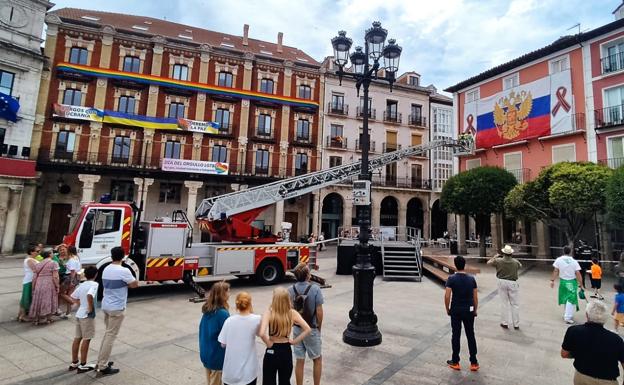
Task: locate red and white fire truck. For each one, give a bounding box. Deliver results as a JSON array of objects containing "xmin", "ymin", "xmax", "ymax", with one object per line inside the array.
[{"xmin": 61, "ymin": 138, "xmax": 472, "ymax": 292}]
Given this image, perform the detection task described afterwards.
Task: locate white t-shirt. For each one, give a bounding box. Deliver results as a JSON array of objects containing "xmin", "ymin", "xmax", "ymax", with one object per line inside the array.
[
  {"xmin": 71, "ymin": 281, "xmax": 99, "ymax": 319},
  {"xmin": 553, "ymin": 255, "xmax": 581, "ymax": 280},
  {"xmin": 218, "ymin": 314, "xmax": 261, "ymax": 385},
  {"xmin": 66, "ymin": 257, "xmax": 81, "ymax": 274},
  {"xmin": 23, "ymin": 258, "xmax": 36, "ymax": 284},
  {"xmin": 101, "ymin": 264, "xmax": 136, "ymax": 311}
]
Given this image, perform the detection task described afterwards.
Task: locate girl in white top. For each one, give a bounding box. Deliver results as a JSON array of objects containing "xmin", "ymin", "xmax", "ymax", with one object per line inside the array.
[
  {"xmin": 218, "ymin": 291, "xmax": 261, "ymax": 385},
  {"xmin": 18, "ymin": 245, "xmax": 39, "ymax": 322}
]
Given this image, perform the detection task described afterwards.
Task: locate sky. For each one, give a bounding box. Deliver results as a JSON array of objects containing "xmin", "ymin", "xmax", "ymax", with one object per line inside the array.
[{"xmin": 48, "ymin": 0, "xmax": 618, "ymax": 93}]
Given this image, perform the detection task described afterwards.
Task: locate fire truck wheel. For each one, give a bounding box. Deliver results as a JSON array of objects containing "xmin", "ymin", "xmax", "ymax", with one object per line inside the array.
[{"xmin": 255, "ymin": 260, "xmax": 284, "ymax": 285}]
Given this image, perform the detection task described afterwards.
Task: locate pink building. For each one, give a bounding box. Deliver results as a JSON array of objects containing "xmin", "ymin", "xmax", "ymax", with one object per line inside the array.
[{"xmin": 446, "ymin": 7, "xmax": 624, "ymax": 258}]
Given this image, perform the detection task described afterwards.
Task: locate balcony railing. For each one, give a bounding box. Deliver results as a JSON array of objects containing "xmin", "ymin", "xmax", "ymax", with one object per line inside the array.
[
  {"xmin": 214, "ymin": 122, "xmax": 234, "ymax": 135},
  {"xmin": 601, "ymin": 52, "xmax": 624, "ymax": 74},
  {"xmin": 506, "ymin": 168, "xmax": 531, "ymax": 184},
  {"xmin": 383, "ymin": 111, "xmax": 402, "ymax": 124},
  {"xmin": 110, "ymin": 156, "xmax": 130, "ymax": 165},
  {"xmin": 371, "ymin": 176, "xmax": 432, "ymax": 189},
  {"xmin": 253, "ymin": 129, "xmax": 274, "ymax": 140},
  {"xmin": 293, "ymin": 135, "xmax": 312, "ymax": 145},
  {"xmin": 53, "ymin": 150, "xmax": 74, "ymax": 160},
  {"xmin": 355, "ymin": 139, "xmax": 376, "ymax": 152},
  {"xmin": 356, "ymin": 106, "xmax": 376, "ymax": 119},
  {"xmin": 327, "ymin": 102, "xmax": 348, "ymax": 116},
  {"xmin": 326, "ymin": 135, "xmax": 348, "ymax": 149},
  {"xmin": 382, "ymin": 143, "xmax": 402, "ymax": 152},
  {"xmin": 599, "ymin": 157, "xmax": 624, "ymax": 169},
  {"xmin": 595, "ymin": 105, "xmax": 624, "ymax": 129},
  {"xmin": 408, "ymin": 115, "xmax": 427, "ymax": 127}
]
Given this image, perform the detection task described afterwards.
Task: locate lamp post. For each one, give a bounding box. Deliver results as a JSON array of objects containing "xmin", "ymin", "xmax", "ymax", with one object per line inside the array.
[{"xmin": 331, "ymin": 22, "xmax": 402, "ymax": 347}]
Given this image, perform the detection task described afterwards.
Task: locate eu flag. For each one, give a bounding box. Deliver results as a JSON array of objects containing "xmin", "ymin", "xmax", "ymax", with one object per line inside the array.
[{"xmin": 0, "ymin": 91, "xmax": 19, "ymax": 122}]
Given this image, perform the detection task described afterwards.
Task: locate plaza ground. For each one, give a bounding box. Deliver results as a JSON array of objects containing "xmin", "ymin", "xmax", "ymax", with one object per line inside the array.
[{"xmin": 0, "ymin": 246, "xmax": 620, "ymax": 385}]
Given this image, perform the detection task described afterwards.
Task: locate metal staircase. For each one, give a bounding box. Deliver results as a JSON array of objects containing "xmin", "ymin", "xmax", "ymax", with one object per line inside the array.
[
  {"xmin": 196, "ymin": 138, "xmax": 473, "ymax": 221},
  {"xmin": 381, "ymin": 231, "xmax": 423, "ymax": 281}
]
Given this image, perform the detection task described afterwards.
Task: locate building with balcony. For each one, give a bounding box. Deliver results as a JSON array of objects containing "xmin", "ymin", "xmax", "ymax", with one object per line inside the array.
[
  {"xmin": 0, "ymin": 0, "xmax": 53, "ymax": 253},
  {"xmin": 319, "ymin": 60, "xmax": 437, "ymax": 239},
  {"xmin": 445, "ymin": 8, "xmax": 624, "ymax": 257},
  {"xmin": 29, "ymin": 9, "xmax": 322, "ymax": 245}
]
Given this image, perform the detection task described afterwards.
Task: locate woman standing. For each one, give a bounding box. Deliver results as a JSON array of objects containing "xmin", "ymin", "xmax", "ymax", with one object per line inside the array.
[
  {"xmin": 218, "ymin": 292, "xmax": 261, "ymax": 385},
  {"xmin": 59, "ymin": 246, "xmax": 81, "ymax": 318},
  {"xmin": 29, "ymin": 249, "xmax": 60, "ymax": 325},
  {"xmin": 199, "ymin": 281, "xmax": 230, "ymax": 385},
  {"xmin": 259, "ymin": 287, "xmax": 311, "ymax": 385},
  {"xmin": 17, "ymin": 245, "xmax": 39, "ymax": 322}
]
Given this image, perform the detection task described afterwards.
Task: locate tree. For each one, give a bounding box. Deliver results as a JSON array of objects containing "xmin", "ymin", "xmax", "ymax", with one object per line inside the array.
[
  {"xmin": 505, "ymin": 162, "xmax": 613, "ymax": 247},
  {"xmin": 441, "ymin": 166, "xmax": 517, "ymax": 258},
  {"xmin": 607, "ymin": 166, "xmax": 624, "ymax": 229}
]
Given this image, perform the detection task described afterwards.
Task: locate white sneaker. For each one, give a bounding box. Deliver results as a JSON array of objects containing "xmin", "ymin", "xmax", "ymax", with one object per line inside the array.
[{"xmin": 565, "ymin": 319, "xmax": 575, "ymax": 324}]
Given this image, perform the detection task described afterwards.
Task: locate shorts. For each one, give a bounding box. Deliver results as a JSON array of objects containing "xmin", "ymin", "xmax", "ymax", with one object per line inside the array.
[
  {"xmin": 615, "ymin": 313, "xmax": 624, "ymax": 325},
  {"xmin": 293, "ymin": 327, "xmax": 321, "ymax": 360},
  {"xmin": 75, "ymin": 317, "xmax": 95, "ymax": 339},
  {"xmin": 590, "ymin": 278, "xmax": 602, "ymax": 289}
]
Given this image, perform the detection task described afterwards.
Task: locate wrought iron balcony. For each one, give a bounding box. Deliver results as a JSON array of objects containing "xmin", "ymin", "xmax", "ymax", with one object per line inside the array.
[
  {"xmin": 252, "ymin": 129, "xmax": 274, "ymax": 140},
  {"xmin": 599, "ymin": 157, "xmax": 624, "ymax": 169},
  {"xmin": 327, "ymin": 102, "xmax": 348, "ymax": 116},
  {"xmin": 506, "ymin": 168, "xmax": 531, "ymax": 184},
  {"xmin": 595, "ymin": 105, "xmax": 624, "ymax": 129},
  {"xmin": 326, "ymin": 135, "xmax": 348, "ymax": 149},
  {"xmin": 370, "ymin": 176, "xmax": 432, "ymax": 189},
  {"xmin": 601, "ymin": 52, "xmax": 624, "ymax": 74},
  {"xmin": 383, "ymin": 111, "xmax": 402, "ymax": 124},
  {"xmin": 382, "ymin": 143, "xmax": 402, "ymax": 152},
  {"xmin": 356, "ymin": 106, "xmax": 376, "ymax": 119},
  {"xmin": 355, "ymin": 139, "xmax": 376, "ymax": 152},
  {"xmin": 408, "ymin": 115, "xmax": 427, "ymax": 127}
]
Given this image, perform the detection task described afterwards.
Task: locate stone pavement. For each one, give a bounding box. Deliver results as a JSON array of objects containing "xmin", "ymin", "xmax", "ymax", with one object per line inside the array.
[{"xmin": 0, "ymin": 247, "xmax": 620, "ymax": 385}]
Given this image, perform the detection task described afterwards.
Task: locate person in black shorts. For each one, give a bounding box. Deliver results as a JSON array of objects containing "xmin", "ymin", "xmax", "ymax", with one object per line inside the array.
[{"xmin": 444, "ymin": 255, "xmax": 479, "ymax": 372}]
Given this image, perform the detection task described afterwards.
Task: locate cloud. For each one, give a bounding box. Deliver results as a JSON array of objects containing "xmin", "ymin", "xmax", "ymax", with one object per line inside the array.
[{"xmin": 51, "ymin": 0, "xmax": 616, "ymax": 93}]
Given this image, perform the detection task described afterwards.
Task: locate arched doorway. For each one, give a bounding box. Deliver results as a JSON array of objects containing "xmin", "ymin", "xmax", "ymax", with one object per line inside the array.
[
  {"xmin": 430, "ymin": 199, "xmax": 447, "ymax": 239},
  {"xmin": 380, "ymin": 196, "xmax": 398, "ymax": 226},
  {"xmin": 406, "ymin": 198, "xmax": 424, "ymax": 234},
  {"xmin": 322, "ymin": 193, "xmax": 343, "ymax": 239}
]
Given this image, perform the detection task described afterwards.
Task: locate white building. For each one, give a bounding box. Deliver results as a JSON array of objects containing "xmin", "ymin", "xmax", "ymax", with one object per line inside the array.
[
  {"xmin": 319, "ymin": 59, "xmax": 435, "ymax": 239},
  {"xmin": 0, "ymin": 0, "xmax": 53, "ymax": 253}
]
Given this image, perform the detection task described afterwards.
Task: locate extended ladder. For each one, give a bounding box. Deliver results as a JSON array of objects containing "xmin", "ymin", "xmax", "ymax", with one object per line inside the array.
[{"xmin": 196, "ymin": 138, "xmax": 473, "ymax": 221}]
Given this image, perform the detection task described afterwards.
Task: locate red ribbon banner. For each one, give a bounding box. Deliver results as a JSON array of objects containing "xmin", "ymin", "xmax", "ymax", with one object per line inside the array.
[
  {"xmin": 465, "ymin": 114, "xmax": 475, "ymax": 134},
  {"xmin": 551, "ymin": 86, "xmax": 571, "ymax": 117}
]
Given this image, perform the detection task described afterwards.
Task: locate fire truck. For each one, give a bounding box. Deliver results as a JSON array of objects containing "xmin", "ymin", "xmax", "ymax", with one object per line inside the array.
[{"xmin": 61, "ymin": 138, "xmax": 472, "ymax": 293}]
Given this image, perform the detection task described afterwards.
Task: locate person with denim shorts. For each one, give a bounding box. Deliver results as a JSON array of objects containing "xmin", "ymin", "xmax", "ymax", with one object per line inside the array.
[{"xmin": 288, "ymin": 263, "xmax": 323, "ymax": 385}]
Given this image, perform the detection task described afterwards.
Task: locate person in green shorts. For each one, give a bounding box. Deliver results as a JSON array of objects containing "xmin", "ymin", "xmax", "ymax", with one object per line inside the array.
[
  {"xmin": 18, "ymin": 245, "xmax": 39, "ymax": 322},
  {"xmin": 551, "ymin": 246, "xmax": 585, "ymax": 324}
]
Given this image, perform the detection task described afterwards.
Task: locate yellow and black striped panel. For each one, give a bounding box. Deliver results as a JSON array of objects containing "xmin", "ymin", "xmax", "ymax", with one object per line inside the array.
[
  {"xmin": 299, "ymin": 255, "xmax": 310, "ymax": 263},
  {"xmin": 146, "ymin": 257, "xmax": 185, "ymax": 268},
  {"xmin": 217, "ymin": 245, "xmax": 307, "ymax": 251},
  {"xmin": 197, "ymin": 267, "xmax": 210, "ymax": 276}
]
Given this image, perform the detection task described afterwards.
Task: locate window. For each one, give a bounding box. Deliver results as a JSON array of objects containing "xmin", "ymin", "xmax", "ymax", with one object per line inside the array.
[
  {"xmin": 296, "ymin": 119, "xmax": 310, "ymax": 141},
  {"xmin": 256, "ymin": 149, "xmax": 269, "ymax": 173},
  {"xmin": 608, "ymin": 136, "xmax": 624, "ymax": 168},
  {"xmin": 69, "ymin": 47, "xmax": 88, "ymax": 65},
  {"xmin": 550, "ymin": 56, "xmax": 569, "ymax": 74},
  {"xmin": 465, "ymin": 88, "xmax": 479, "ymax": 103},
  {"xmin": 159, "ymin": 183, "xmax": 181, "ymax": 203},
  {"xmin": 329, "ymin": 156, "xmax": 342, "ymax": 167},
  {"xmin": 110, "ymin": 181, "xmax": 135, "ymax": 201},
  {"xmin": 172, "ymin": 64, "xmax": 189, "ymax": 81},
  {"xmin": 359, "ymin": 97, "xmax": 373, "ymax": 117},
  {"xmin": 604, "ymin": 86, "xmax": 624, "ymax": 126},
  {"xmin": 257, "ymin": 114, "xmax": 272, "ymax": 136},
  {"xmin": 386, "ymin": 100, "xmax": 398, "ymax": 120},
  {"xmin": 112, "ymin": 136, "xmax": 131, "ymax": 163},
  {"xmin": 552, "ymin": 143, "xmax": 576, "ymax": 163},
  {"xmin": 604, "ymin": 41, "xmax": 624, "ymax": 73},
  {"xmin": 94, "ymin": 209, "xmax": 122, "ymax": 235},
  {"xmin": 0, "ymin": 71, "xmax": 14, "ymax": 95},
  {"xmin": 164, "ymin": 141, "xmax": 181, "ymax": 159},
  {"xmin": 410, "ymin": 104, "xmax": 423, "ymax": 125},
  {"xmin": 215, "ymin": 108, "xmax": 230, "ymax": 131},
  {"xmin": 117, "ymin": 96, "xmax": 136, "ymax": 114},
  {"xmin": 123, "ymin": 56, "xmax": 140, "ymax": 73},
  {"xmin": 503, "ymin": 73, "xmax": 519, "ymax": 90},
  {"xmin": 218, "ymin": 71, "xmax": 233, "ymax": 87},
  {"xmin": 408, "ymin": 75, "xmax": 419, "ymax": 86},
  {"xmin": 295, "ymin": 153, "xmax": 308, "ymax": 175},
  {"xmin": 298, "ymin": 85, "xmax": 312, "ymax": 99},
  {"xmin": 465, "ymin": 158, "xmax": 481, "ymax": 170},
  {"xmin": 55, "ymin": 131, "xmax": 75, "ymax": 159},
  {"xmin": 63, "ymin": 89, "xmax": 82, "ymax": 106},
  {"xmin": 212, "ymin": 145, "xmax": 227, "ymax": 162},
  {"xmin": 410, "ymin": 164, "xmax": 422, "ymax": 184},
  {"xmin": 504, "ymin": 152, "xmax": 523, "ymax": 182},
  {"xmin": 330, "ymin": 124, "xmax": 343, "ymax": 138},
  {"xmin": 385, "ymin": 131, "xmax": 397, "ymax": 152},
  {"xmin": 168, "ymin": 102, "xmax": 185, "ymax": 118},
  {"xmin": 260, "ymin": 78, "xmax": 274, "ymax": 94},
  {"xmin": 331, "ymin": 93, "xmax": 344, "ymax": 111},
  {"xmin": 411, "ymin": 134, "xmax": 422, "ymax": 146}
]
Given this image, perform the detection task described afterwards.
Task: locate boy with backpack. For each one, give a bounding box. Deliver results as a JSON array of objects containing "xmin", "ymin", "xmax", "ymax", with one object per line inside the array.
[
  {"xmin": 288, "ymin": 263, "xmax": 324, "ymax": 385},
  {"xmin": 69, "ymin": 266, "xmax": 98, "ymax": 373}
]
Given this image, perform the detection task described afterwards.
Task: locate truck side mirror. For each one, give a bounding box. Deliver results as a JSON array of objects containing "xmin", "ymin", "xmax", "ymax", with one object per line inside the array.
[{"xmin": 78, "ymin": 212, "xmax": 95, "ymax": 249}]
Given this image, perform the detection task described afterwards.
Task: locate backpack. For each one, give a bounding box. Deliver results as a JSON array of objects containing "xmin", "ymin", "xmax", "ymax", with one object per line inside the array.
[{"xmin": 292, "ymin": 284, "xmax": 314, "ymax": 326}]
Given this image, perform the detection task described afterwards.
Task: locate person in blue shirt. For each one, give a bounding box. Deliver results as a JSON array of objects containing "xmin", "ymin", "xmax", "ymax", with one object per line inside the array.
[
  {"xmin": 199, "ymin": 281, "xmax": 230, "ymax": 385},
  {"xmin": 611, "ymin": 284, "xmax": 624, "ymax": 331}
]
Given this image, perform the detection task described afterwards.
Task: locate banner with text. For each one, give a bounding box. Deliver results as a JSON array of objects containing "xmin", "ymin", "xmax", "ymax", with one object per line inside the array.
[{"xmin": 161, "ymin": 158, "xmax": 229, "ymax": 175}]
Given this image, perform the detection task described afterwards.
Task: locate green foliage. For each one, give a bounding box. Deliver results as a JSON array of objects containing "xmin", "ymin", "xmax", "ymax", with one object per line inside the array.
[
  {"xmin": 441, "ymin": 166, "xmax": 517, "ymax": 217},
  {"xmin": 607, "ymin": 166, "xmax": 624, "ymax": 229}
]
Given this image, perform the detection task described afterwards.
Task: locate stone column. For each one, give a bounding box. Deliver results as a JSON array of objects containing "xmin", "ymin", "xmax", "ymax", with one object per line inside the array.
[
  {"xmin": 274, "ymin": 200, "xmax": 285, "ymax": 234},
  {"xmin": 238, "ymin": 136, "xmax": 248, "ymax": 174},
  {"xmin": 490, "ymin": 213, "xmax": 503, "ymax": 254},
  {"xmin": 535, "ymin": 220, "xmax": 550, "ymax": 258},
  {"xmin": 312, "ymin": 192, "xmax": 320, "ymax": 236},
  {"xmin": 15, "ymin": 182, "xmax": 36, "ymax": 251},
  {"xmin": 343, "ymin": 200, "xmax": 353, "ymax": 231},
  {"xmin": 457, "ymin": 214, "xmax": 467, "ymax": 255},
  {"xmin": 192, "ymin": 132, "xmax": 203, "ymax": 160},
  {"xmin": 371, "ymin": 200, "xmax": 380, "ymax": 228},
  {"xmin": 185, "ymin": 181, "xmax": 203, "ymax": 240},
  {"xmin": 78, "ymin": 174, "xmax": 101, "ymax": 204},
  {"xmin": 142, "ymin": 129, "xmax": 155, "ymax": 167},
  {"xmin": 1, "ymin": 186, "xmax": 23, "ymax": 254},
  {"xmin": 398, "ymin": 204, "xmax": 407, "ymax": 229},
  {"xmin": 133, "ymin": 178, "xmax": 154, "ymax": 218},
  {"xmin": 423, "ymin": 207, "xmax": 431, "ymax": 240}
]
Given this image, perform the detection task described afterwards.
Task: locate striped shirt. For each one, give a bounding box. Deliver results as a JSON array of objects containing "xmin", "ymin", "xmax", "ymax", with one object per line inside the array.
[{"xmin": 101, "ymin": 264, "xmax": 135, "ymax": 311}]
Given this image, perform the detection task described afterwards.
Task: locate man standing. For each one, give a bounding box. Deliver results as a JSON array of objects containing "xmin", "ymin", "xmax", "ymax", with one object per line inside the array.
[
  {"xmin": 551, "ymin": 246, "xmax": 585, "ymax": 324},
  {"xmin": 444, "ymin": 256, "xmax": 479, "ymax": 371},
  {"xmin": 288, "ymin": 263, "xmax": 323, "ymax": 385},
  {"xmin": 561, "ymin": 301, "xmax": 624, "ymax": 385},
  {"xmin": 487, "ymin": 245, "xmax": 522, "ymax": 330},
  {"xmin": 96, "ymin": 247, "xmax": 139, "ymax": 376}
]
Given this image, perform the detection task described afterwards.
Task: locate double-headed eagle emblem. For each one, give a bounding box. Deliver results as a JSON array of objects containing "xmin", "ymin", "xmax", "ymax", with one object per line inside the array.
[{"xmin": 493, "ymin": 90, "xmax": 532, "ymax": 140}]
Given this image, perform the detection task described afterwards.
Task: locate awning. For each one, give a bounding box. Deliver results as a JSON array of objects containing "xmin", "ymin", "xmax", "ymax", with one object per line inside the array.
[{"xmin": 0, "ymin": 158, "xmax": 36, "ymax": 179}]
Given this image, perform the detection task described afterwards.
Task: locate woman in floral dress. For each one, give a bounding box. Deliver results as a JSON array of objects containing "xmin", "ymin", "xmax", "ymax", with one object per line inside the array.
[{"xmin": 29, "ymin": 249, "xmax": 60, "ymax": 325}]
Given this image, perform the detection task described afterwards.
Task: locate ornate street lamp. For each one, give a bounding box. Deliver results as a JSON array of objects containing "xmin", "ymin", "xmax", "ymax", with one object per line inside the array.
[{"xmin": 331, "ymin": 22, "xmax": 402, "ymax": 347}]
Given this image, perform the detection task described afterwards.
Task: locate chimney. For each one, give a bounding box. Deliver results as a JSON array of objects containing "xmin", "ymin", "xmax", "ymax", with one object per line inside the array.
[
  {"xmin": 243, "ymin": 24, "xmax": 249, "ymax": 46},
  {"xmin": 277, "ymin": 32, "xmax": 283, "ymax": 53}
]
